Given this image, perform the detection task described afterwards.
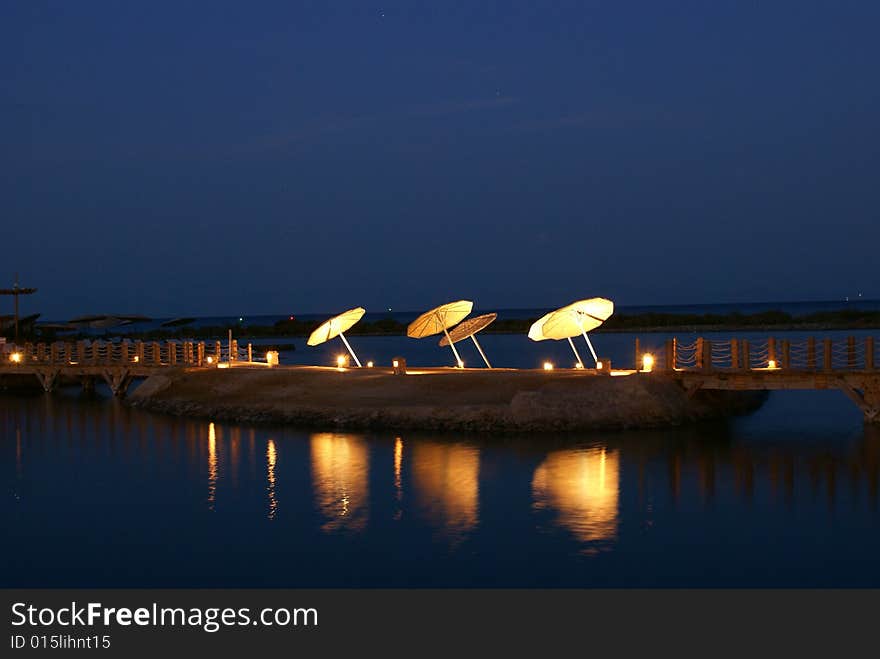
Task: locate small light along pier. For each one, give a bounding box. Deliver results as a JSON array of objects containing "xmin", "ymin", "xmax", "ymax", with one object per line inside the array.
[
  {"xmin": 0, "ymin": 339, "xmax": 266, "ymax": 397},
  {"xmin": 637, "ymin": 335, "xmax": 880, "ymax": 423}
]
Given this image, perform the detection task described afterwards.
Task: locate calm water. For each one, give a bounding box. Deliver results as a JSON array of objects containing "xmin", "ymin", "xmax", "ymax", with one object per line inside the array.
[{"xmin": 3, "ymin": 332, "xmax": 880, "ymax": 586}]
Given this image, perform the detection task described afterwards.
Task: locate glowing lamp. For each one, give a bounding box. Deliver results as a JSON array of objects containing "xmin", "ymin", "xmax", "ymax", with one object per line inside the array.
[
  {"xmin": 336, "ymin": 355, "xmax": 349, "ymax": 369},
  {"xmin": 10, "ymin": 352, "xmax": 22, "ymax": 364},
  {"xmin": 392, "ymin": 360, "xmax": 399, "ymax": 368},
  {"xmin": 543, "ymin": 361, "xmax": 554, "ymax": 371},
  {"xmin": 768, "ymin": 359, "xmax": 777, "ymax": 369},
  {"xmin": 457, "ymin": 359, "xmax": 464, "ymax": 368},
  {"xmin": 366, "ymin": 361, "xmax": 374, "ymax": 368},
  {"xmin": 133, "ymin": 355, "xmax": 140, "ymax": 363},
  {"xmin": 596, "ymin": 361, "xmax": 603, "ymax": 370},
  {"xmin": 642, "ymin": 353, "xmax": 655, "ymax": 372},
  {"xmin": 206, "ymin": 355, "xmax": 214, "ymax": 365},
  {"xmin": 574, "ymin": 362, "xmax": 584, "ymax": 369}
]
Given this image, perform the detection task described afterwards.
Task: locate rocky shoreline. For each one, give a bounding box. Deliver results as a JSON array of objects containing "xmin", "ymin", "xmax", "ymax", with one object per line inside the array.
[{"xmin": 126, "ymin": 366, "xmax": 767, "ymax": 433}]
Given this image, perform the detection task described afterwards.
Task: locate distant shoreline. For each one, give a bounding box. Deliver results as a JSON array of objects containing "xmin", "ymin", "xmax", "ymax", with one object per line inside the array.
[{"xmin": 16, "ymin": 309, "xmax": 880, "ymax": 343}]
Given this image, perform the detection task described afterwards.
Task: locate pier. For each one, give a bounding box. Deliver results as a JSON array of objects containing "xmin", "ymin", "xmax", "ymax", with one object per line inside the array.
[
  {"xmin": 640, "ymin": 336, "xmax": 880, "ymax": 422},
  {"xmin": 1, "ymin": 334, "xmax": 879, "ymax": 424},
  {"xmin": 0, "ymin": 339, "xmax": 262, "ymax": 396}
]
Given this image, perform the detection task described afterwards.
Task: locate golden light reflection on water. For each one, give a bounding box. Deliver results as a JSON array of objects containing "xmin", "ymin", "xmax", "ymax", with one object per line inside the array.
[
  {"xmin": 310, "ymin": 433, "xmax": 369, "ymax": 532},
  {"xmin": 267, "ymin": 439, "xmax": 278, "ymax": 521},
  {"xmin": 394, "ymin": 437, "xmax": 403, "ymax": 497},
  {"xmin": 532, "ymin": 447, "xmax": 619, "ymax": 552},
  {"xmin": 411, "ymin": 441, "xmax": 479, "ymax": 542},
  {"xmin": 207, "ymin": 422, "xmax": 217, "ymax": 511},
  {"xmin": 393, "ymin": 437, "xmax": 403, "ymax": 520}
]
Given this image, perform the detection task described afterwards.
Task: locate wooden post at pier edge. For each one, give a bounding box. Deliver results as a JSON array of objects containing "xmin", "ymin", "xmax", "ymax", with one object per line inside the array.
[
  {"xmin": 704, "ymin": 339, "xmax": 713, "ymax": 372},
  {"xmin": 867, "ymin": 337, "xmax": 875, "ymax": 372}
]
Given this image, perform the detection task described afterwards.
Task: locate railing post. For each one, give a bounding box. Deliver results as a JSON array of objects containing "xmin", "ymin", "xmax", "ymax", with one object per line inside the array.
[
  {"xmin": 695, "ymin": 338, "xmax": 704, "ymax": 370},
  {"xmin": 741, "ymin": 339, "xmax": 750, "ymax": 370},
  {"xmin": 768, "ymin": 337, "xmax": 776, "ymax": 366},
  {"xmin": 701, "ymin": 338, "xmax": 712, "ymax": 372},
  {"xmin": 823, "ymin": 338, "xmax": 832, "ymax": 371},
  {"xmin": 807, "ymin": 337, "xmax": 816, "ymax": 370},
  {"xmin": 120, "ymin": 342, "xmax": 129, "ymax": 363},
  {"xmin": 847, "ymin": 336, "xmax": 856, "ymax": 369},
  {"xmin": 730, "ymin": 339, "xmax": 739, "ymax": 370},
  {"xmin": 781, "ymin": 340, "xmax": 790, "ymax": 370},
  {"xmin": 136, "ymin": 341, "xmax": 145, "ymax": 364},
  {"xmin": 36, "ymin": 343, "xmax": 46, "ymax": 362},
  {"xmin": 231, "ymin": 340, "xmax": 239, "ymax": 362},
  {"xmin": 664, "ymin": 339, "xmax": 674, "ymax": 371},
  {"xmin": 198, "ymin": 341, "xmax": 205, "ymax": 366},
  {"xmin": 215, "ymin": 341, "xmax": 222, "ymax": 362},
  {"xmin": 152, "ymin": 342, "xmax": 161, "ymax": 365},
  {"xmin": 168, "ymin": 341, "xmax": 177, "ymax": 365},
  {"xmin": 867, "ymin": 337, "xmax": 875, "ymax": 371},
  {"xmin": 50, "ymin": 343, "xmax": 59, "ymax": 363},
  {"xmin": 248, "ymin": 343, "xmax": 253, "ymax": 363}
]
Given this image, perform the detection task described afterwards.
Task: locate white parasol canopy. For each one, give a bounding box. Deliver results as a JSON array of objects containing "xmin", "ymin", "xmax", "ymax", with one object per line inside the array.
[
  {"xmin": 438, "ymin": 312, "xmax": 497, "ymax": 368},
  {"xmin": 407, "ymin": 300, "xmax": 473, "ymax": 367},
  {"xmin": 307, "ymin": 307, "xmax": 366, "ymax": 367},
  {"xmin": 528, "ymin": 298, "xmax": 614, "ymax": 367}
]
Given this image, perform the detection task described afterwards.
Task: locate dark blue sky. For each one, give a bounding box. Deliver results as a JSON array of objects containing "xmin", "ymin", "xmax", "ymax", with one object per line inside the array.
[{"xmin": 2, "ymin": 1, "xmax": 878, "ymax": 318}]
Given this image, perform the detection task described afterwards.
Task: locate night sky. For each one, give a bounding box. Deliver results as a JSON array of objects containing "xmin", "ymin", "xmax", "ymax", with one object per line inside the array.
[{"xmin": 2, "ymin": 1, "xmax": 878, "ymax": 319}]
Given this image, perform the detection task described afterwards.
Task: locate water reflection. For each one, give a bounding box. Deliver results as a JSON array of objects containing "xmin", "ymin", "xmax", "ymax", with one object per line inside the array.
[
  {"xmin": 393, "ymin": 437, "xmax": 403, "ymax": 520},
  {"xmin": 6, "ymin": 392, "xmax": 880, "ymax": 587},
  {"xmin": 266, "ymin": 439, "xmax": 278, "ymax": 520},
  {"xmin": 207, "ymin": 422, "xmax": 217, "ymax": 511},
  {"xmin": 411, "ymin": 441, "xmax": 479, "ymax": 542},
  {"xmin": 310, "ymin": 433, "xmax": 369, "ymax": 532},
  {"xmin": 532, "ymin": 447, "xmax": 619, "ymax": 552}
]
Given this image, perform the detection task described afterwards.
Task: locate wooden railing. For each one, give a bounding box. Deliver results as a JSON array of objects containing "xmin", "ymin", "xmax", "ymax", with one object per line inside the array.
[
  {"xmin": 3, "ymin": 339, "xmax": 263, "ymax": 367},
  {"xmin": 635, "ymin": 336, "xmax": 877, "ymax": 373}
]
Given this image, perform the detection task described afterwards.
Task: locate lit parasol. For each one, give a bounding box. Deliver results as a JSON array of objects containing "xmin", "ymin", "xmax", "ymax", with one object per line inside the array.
[
  {"xmin": 438, "ymin": 312, "xmax": 497, "ymax": 368},
  {"xmin": 407, "ymin": 300, "xmax": 473, "ymax": 367},
  {"xmin": 528, "ymin": 298, "xmax": 614, "ymax": 367},
  {"xmin": 307, "ymin": 307, "xmax": 366, "ymax": 367}
]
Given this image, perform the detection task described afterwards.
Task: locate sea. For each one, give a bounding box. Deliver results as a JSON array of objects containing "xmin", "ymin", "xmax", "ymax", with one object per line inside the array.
[{"xmin": 3, "ymin": 298, "xmax": 880, "ymax": 587}]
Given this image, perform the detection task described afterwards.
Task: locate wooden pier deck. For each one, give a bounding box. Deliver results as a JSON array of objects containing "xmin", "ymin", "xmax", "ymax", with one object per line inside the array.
[
  {"xmin": 0, "ymin": 339, "xmax": 260, "ymax": 396},
  {"xmin": 1, "ymin": 334, "xmax": 878, "ymax": 423},
  {"xmin": 638, "ymin": 336, "xmax": 880, "ymax": 422}
]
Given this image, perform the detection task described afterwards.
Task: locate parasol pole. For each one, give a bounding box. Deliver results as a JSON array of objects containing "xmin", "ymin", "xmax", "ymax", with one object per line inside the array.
[
  {"xmin": 442, "ymin": 326, "xmax": 464, "ymax": 367},
  {"xmin": 581, "ymin": 331, "xmax": 598, "ymax": 364},
  {"xmin": 469, "ymin": 334, "xmax": 492, "ymax": 368},
  {"xmin": 338, "ymin": 332, "xmax": 362, "ymax": 367},
  {"xmin": 573, "ymin": 315, "xmax": 599, "ymax": 365},
  {"xmin": 567, "ymin": 337, "xmax": 584, "ymax": 368},
  {"xmin": 435, "ymin": 311, "xmax": 464, "ymax": 367}
]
